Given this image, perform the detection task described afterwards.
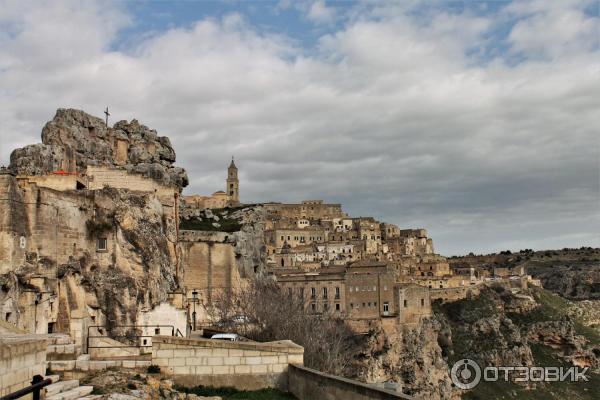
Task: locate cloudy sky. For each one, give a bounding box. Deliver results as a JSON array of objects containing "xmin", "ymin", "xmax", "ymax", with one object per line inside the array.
[{"xmin": 0, "ymin": 0, "xmax": 598, "ymax": 255}]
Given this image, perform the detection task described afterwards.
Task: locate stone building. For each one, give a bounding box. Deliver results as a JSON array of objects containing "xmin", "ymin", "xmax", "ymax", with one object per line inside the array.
[
  {"xmin": 268, "ymin": 227, "xmax": 327, "ymax": 249},
  {"xmin": 226, "ymin": 158, "xmax": 239, "ymax": 205},
  {"xmin": 344, "ymin": 261, "xmax": 396, "ymax": 320},
  {"xmin": 355, "ymin": 217, "xmax": 382, "ymax": 255},
  {"xmin": 264, "ymin": 200, "xmax": 345, "ymax": 220},
  {"xmin": 273, "ymin": 267, "xmax": 347, "ymax": 315},
  {"xmin": 395, "ymin": 284, "xmax": 431, "ymax": 324},
  {"xmin": 273, "ymin": 260, "xmax": 410, "ymax": 324},
  {"xmin": 183, "ymin": 158, "xmax": 240, "ymax": 209}
]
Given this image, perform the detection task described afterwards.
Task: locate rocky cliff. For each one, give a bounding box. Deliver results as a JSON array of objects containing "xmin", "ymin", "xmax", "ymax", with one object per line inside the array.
[
  {"xmin": 350, "ymin": 319, "xmax": 459, "ymax": 400},
  {"xmin": 1, "ymin": 109, "xmax": 186, "ymax": 343},
  {"xmin": 179, "ymin": 204, "xmax": 267, "ymax": 277},
  {"xmin": 9, "ymin": 108, "xmax": 188, "ymax": 189},
  {"xmin": 434, "ymin": 285, "xmax": 600, "ymax": 399}
]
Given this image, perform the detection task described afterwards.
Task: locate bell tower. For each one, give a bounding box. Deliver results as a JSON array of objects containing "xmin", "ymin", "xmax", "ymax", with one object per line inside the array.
[{"xmin": 226, "ymin": 156, "xmax": 239, "ymax": 205}]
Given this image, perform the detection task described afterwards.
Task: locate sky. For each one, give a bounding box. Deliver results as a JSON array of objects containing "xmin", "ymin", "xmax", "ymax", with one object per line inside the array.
[{"xmin": 0, "ymin": 0, "xmax": 598, "ymax": 256}]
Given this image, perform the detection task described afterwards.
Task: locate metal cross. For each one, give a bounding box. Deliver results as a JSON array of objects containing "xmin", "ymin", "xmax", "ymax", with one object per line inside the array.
[{"xmin": 104, "ymin": 107, "xmax": 110, "ymax": 127}]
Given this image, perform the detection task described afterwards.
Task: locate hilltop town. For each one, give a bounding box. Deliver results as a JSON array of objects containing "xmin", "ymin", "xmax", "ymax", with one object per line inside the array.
[{"xmin": 1, "ymin": 109, "xmax": 598, "ymax": 400}]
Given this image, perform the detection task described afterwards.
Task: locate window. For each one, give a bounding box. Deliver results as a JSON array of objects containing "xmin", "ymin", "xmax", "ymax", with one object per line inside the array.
[
  {"xmin": 311, "ymin": 287, "xmax": 316, "ymax": 299},
  {"xmin": 5, "ymin": 312, "xmax": 11, "ymax": 321},
  {"xmin": 335, "ymin": 303, "xmax": 340, "ymax": 311},
  {"xmin": 322, "ymin": 287, "xmax": 328, "ymax": 299},
  {"xmin": 368, "ymin": 302, "xmax": 371, "ymax": 307},
  {"xmin": 323, "ymin": 303, "xmax": 329, "ymax": 311},
  {"xmin": 96, "ymin": 237, "xmax": 107, "ymax": 251},
  {"xmin": 155, "ymin": 328, "xmax": 160, "ymax": 335},
  {"xmin": 404, "ymin": 300, "xmax": 408, "ymax": 308},
  {"xmin": 299, "ymin": 288, "xmax": 304, "ymax": 298},
  {"xmin": 421, "ymin": 299, "xmax": 425, "ymax": 307},
  {"xmin": 383, "ymin": 302, "xmax": 389, "ymax": 313},
  {"xmin": 335, "ymin": 287, "xmax": 340, "ymax": 299},
  {"xmin": 362, "ymin": 302, "xmax": 366, "ymax": 307},
  {"xmin": 311, "ymin": 303, "xmax": 316, "ymax": 312},
  {"xmin": 350, "ymin": 303, "xmax": 354, "ymax": 308}
]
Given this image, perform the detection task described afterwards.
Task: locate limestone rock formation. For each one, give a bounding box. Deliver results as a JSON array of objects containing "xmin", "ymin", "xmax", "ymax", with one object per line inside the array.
[
  {"xmin": 350, "ymin": 319, "xmax": 459, "ymax": 400},
  {"xmin": 1, "ymin": 109, "xmax": 186, "ymax": 344},
  {"xmin": 9, "ymin": 108, "xmax": 188, "ymax": 189},
  {"xmin": 179, "ymin": 204, "xmax": 267, "ymax": 277},
  {"xmin": 434, "ymin": 285, "xmax": 600, "ymax": 397}
]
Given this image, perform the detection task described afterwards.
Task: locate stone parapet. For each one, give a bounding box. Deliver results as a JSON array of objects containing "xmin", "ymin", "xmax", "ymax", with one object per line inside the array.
[
  {"xmin": 151, "ymin": 336, "xmax": 304, "ymax": 391},
  {"xmin": 288, "ymin": 365, "xmax": 413, "ymax": 400},
  {"xmin": 0, "ymin": 335, "xmax": 48, "ymax": 398}
]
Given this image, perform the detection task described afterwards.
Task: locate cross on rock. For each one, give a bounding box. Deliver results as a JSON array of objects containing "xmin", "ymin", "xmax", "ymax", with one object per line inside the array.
[{"xmin": 104, "ymin": 107, "xmax": 110, "ymax": 127}]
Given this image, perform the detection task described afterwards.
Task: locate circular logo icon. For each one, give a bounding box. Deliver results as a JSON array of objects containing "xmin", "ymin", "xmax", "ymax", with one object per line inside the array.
[{"xmin": 451, "ymin": 358, "xmax": 481, "ymax": 389}]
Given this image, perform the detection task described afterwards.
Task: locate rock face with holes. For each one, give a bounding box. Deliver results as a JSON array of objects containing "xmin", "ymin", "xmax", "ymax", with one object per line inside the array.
[
  {"xmin": 0, "ymin": 110, "xmax": 185, "ymax": 348},
  {"xmin": 9, "ymin": 108, "xmax": 188, "ymax": 189}
]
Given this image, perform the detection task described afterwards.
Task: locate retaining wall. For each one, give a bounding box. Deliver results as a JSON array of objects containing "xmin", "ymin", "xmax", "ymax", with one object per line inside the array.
[
  {"xmin": 152, "ymin": 336, "xmax": 303, "ymax": 391},
  {"xmin": 288, "ymin": 365, "xmax": 413, "ymax": 400},
  {"xmin": 0, "ymin": 335, "xmax": 47, "ymax": 398}
]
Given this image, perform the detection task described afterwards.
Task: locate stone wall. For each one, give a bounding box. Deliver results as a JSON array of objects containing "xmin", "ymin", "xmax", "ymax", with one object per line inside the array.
[
  {"xmin": 179, "ymin": 240, "xmax": 240, "ymax": 318},
  {"xmin": 152, "ymin": 336, "xmax": 304, "ymax": 391},
  {"xmin": 0, "ymin": 335, "xmax": 47, "ymax": 398},
  {"xmin": 429, "ymin": 286, "xmax": 480, "ymax": 303},
  {"xmin": 288, "ymin": 365, "xmax": 412, "ymax": 400},
  {"xmin": 86, "ymin": 166, "xmax": 177, "ymax": 203},
  {"xmin": 137, "ymin": 302, "xmax": 188, "ymax": 346}
]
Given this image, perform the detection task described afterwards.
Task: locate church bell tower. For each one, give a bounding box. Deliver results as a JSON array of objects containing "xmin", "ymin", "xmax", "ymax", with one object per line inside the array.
[{"xmin": 226, "ymin": 157, "xmax": 239, "ymax": 205}]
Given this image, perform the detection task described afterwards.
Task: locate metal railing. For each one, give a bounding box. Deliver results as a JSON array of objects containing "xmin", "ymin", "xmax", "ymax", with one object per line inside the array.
[
  {"xmin": 85, "ymin": 324, "xmax": 184, "ymax": 353},
  {"xmin": 1, "ymin": 375, "xmax": 52, "ymax": 400}
]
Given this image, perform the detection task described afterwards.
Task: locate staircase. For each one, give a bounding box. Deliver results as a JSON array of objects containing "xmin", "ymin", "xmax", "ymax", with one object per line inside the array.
[{"xmin": 43, "ymin": 374, "xmax": 98, "ymax": 400}]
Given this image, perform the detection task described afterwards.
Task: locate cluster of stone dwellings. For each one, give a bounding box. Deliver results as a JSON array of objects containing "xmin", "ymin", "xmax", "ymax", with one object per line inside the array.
[
  {"xmin": 262, "ymin": 201, "xmax": 487, "ymax": 328},
  {"xmin": 0, "ymin": 108, "xmax": 533, "ymax": 342}
]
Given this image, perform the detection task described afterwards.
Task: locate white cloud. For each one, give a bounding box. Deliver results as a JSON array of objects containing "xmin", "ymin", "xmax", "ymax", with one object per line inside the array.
[
  {"xmin": 307, "ymin": 0, "xmax": 335, "ymax": 24},
  {"xmin": 0, "ymin": 0, "xmax": 598, "ymax": 254}
]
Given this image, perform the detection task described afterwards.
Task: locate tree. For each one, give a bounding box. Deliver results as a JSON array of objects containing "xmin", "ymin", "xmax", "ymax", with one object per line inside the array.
[{"xmin": 206, "ymin": 277, "xmax": 356, "ymax": 375}]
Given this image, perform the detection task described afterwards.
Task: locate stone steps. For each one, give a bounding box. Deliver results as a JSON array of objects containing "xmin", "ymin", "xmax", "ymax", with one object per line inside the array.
[
  {"xmin": 45, "ymin": 380, "xmax": 80, "ymax": 396},
  {"xmin": 47, "ymin": 343, "xmax": 82, "ymax": 360},
  {"xmin": 47, "ymin": 334, "xmax": 73, "ymax": 346},
  {"xmin": 47, "ymin": 386, "xmax": 93, "ymax": 400},
  {"xmin": 77, "ymin": 396, "xmax": 102, "ymax": 400}
]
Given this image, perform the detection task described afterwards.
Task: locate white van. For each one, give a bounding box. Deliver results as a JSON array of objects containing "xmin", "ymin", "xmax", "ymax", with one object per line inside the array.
[{"xmin": 210, "ymin": 333, "xmax": 240, "ymax": 341}]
